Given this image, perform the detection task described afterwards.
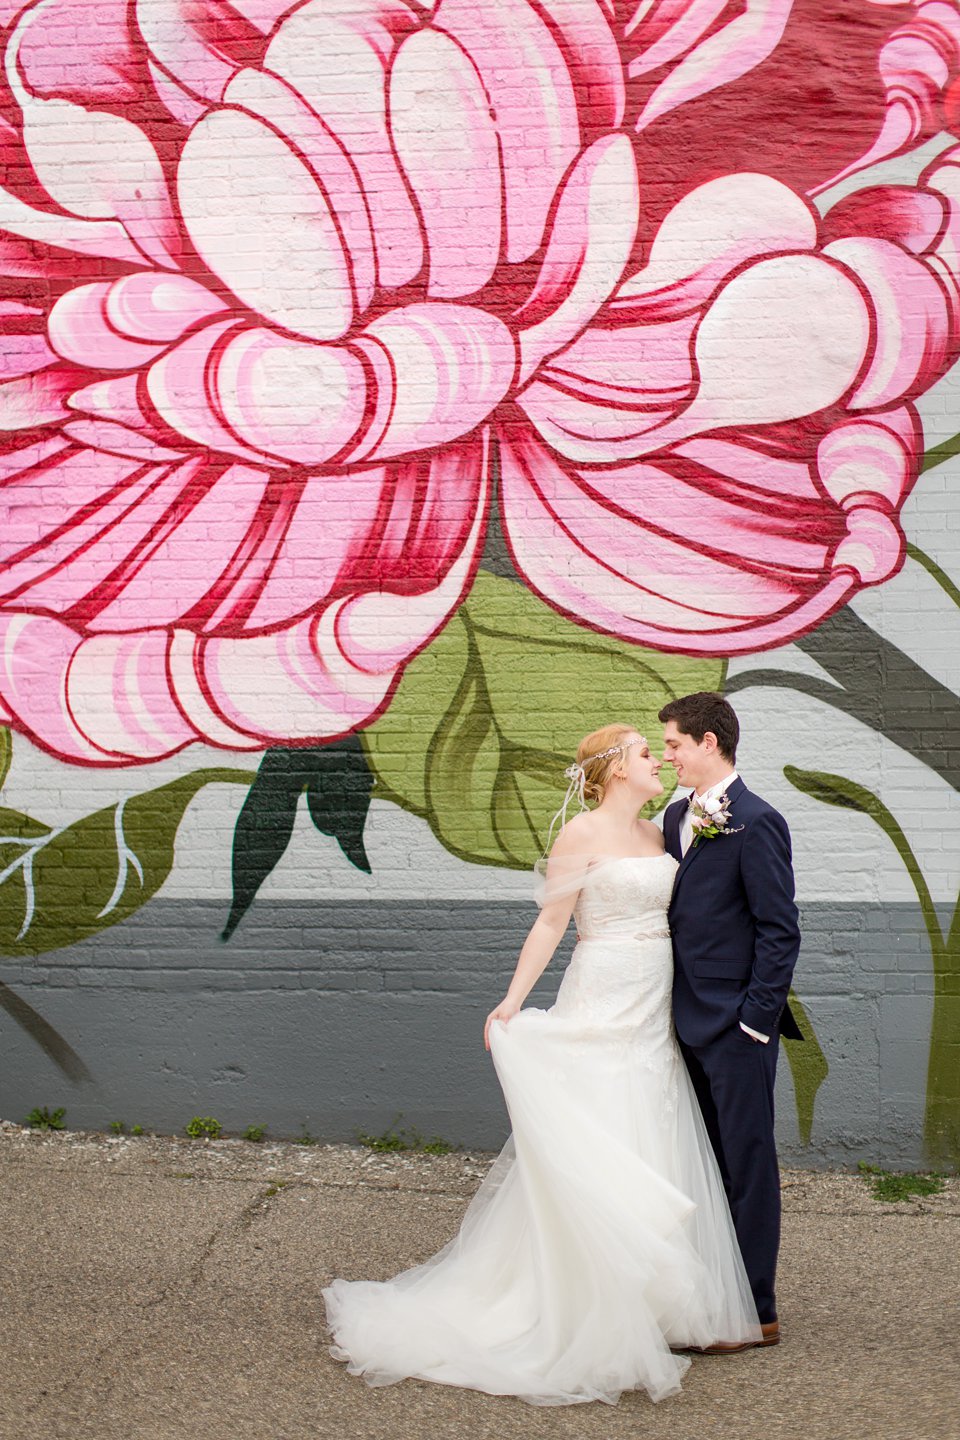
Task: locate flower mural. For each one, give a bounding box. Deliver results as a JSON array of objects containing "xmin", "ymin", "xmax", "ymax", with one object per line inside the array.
[{"xmin": 1, "ymin": 0, "xmax": 960, "ymax": 763}]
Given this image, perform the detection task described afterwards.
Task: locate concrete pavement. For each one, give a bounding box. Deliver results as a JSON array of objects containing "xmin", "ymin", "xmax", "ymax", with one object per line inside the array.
[{"xmin": 0, "ymin": 1125, "xmax": 957, "ymax": 1440}]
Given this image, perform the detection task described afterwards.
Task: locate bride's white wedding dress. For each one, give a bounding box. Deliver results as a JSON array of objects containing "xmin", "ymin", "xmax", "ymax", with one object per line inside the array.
[{"xmin": 323, "ymin": 854, "xmax": 760, "ymax": 1406}]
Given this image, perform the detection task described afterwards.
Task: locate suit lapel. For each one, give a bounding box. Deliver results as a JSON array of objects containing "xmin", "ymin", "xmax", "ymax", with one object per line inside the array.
[
  {"xmin": 671, "ymin": 776, "xmax": 747, "ymax": 896},
  {"xmin": 663, "ymin": 796, "xmax": 686, "ymax": 862}
]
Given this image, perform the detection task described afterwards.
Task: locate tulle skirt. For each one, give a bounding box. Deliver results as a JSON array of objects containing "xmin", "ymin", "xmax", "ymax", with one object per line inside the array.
[{"xmin": 323, "ymin": 981, "xmax": 760, "ymax": 1407}]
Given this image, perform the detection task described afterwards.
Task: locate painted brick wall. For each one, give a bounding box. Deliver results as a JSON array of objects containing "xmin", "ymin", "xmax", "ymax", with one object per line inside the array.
[{"xmin": 0, "ymin": 1, "xmax": 958, "ymax": 1165}]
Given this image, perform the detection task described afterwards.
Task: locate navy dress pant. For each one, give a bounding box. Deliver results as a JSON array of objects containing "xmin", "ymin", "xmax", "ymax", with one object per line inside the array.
[{"xmin": 680, "ymin": 1027, "xmax": 781, "ymax": 1324}]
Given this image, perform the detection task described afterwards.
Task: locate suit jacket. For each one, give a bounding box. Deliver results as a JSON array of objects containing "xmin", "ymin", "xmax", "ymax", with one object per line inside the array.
[{"xmin": 664, "ymin": 777, "xmax": 803, "ymax": 1047}]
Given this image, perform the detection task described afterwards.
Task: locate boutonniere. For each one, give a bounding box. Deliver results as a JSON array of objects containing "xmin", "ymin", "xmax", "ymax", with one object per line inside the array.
[{"xmin": 690, "ymin": 790, "xmax": 745, "ymax": 846}]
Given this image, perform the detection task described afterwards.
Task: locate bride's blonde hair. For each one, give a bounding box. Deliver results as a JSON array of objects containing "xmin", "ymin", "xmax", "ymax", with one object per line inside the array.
[{"xmin": 576, "ymin": 723, "xmax": 637, "ymax": 805}]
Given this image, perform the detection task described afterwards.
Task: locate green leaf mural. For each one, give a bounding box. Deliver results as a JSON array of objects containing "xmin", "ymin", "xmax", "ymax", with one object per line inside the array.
[
  {"xmin": 222, "ymin": 738, "xmax": 373, "ymax": 940},
  {"xmin": 0, "ymin": 768, "xmax": 251, "ymax": 958},
  {"xmin": 782, "ymin": 990, "xmax": 829, "ymax": 1146},
  {"xmin": 364, "ymin": 571, "xmax": 724, "ymax": 868},
  {"xmin": 784, "ymin": 765, "xmax": 960, "ymax": 1163}
]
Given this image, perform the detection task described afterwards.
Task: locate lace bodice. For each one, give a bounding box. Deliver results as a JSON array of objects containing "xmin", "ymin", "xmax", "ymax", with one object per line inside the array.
[{"xmin": 573, "ymin": 853, "xmax": 677, "ymax": 942}]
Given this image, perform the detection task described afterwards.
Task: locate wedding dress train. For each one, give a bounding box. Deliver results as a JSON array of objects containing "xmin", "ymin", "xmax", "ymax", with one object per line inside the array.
[{"xmin": 323, "ymin": 854, "xmax": 760, "ymax": 1406}]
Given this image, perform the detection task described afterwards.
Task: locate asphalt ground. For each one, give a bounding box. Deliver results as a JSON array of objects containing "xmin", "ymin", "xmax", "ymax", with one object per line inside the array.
[{"xmin": 0, "ymin": 1124, "xmax": 957, "ymax": 1440}]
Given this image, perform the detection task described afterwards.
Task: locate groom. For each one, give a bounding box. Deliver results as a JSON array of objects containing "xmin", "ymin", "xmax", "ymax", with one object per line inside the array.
[{"xmin": 659, "ymin": 692, "xmax": 802, "ymax": 1350}]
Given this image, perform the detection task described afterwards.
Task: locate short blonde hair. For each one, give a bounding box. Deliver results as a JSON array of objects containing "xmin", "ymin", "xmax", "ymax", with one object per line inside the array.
[{"xmin": 576, "ymin": 723, "xmax": 638, "ymax": 805}]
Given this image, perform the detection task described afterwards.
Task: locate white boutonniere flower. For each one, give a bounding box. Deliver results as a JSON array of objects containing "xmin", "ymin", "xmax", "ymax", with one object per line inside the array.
[{"xmin": 690, "ymin": 790, "xmax": 745, "ymax": 847}]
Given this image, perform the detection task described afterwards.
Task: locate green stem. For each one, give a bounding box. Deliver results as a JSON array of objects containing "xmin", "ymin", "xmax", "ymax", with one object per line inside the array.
[
  {"xmin": 921, "ymin": 431, "xmax": 960, "ymax": 473},
  {"xmin": 906, "ymin": 542, "xmax": 960, "ymax": 612},
  {"xmin": 925, "ymin": 892, "xmax": 960, "ymax": 1165}
]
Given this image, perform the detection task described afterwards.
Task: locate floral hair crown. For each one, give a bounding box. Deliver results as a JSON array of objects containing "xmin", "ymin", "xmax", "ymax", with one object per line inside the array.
[{"xmin": 542, "ymin": 735, "xmax": 646, "ymax": 856}]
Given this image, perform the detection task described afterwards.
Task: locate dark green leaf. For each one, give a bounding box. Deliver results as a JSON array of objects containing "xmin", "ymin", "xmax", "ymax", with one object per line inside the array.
[
  {"xmin": 223, "ymin": 740, "xmax": 374, "ymax": 940},
  {"xmin": 304, "ymin": 735, "xmax": 373, "ymax": 874},
  {"xmin": 222, "ymin": 750, "xmax": 310, "ymax": 941}
]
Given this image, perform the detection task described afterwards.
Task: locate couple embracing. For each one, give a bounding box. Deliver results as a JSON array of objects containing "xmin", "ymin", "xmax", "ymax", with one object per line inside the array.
[{"xmin": 324, "ymin": 692, "xmax": 802, "ymax": 1407}]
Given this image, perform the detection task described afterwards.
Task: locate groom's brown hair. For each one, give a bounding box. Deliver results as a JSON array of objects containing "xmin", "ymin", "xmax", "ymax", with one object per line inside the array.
[{"xmin": 658, "ymin": 692, "xmax": 739, "ymax": 763}]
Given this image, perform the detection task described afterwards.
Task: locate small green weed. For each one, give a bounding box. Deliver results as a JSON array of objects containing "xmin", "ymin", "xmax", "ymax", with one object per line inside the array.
[
  {"xmin": 130, "ymin": 1124, "xmax": 144, "ymax": 1137},
  {"xmin": 243, "ymin": 1124, "xmax": 267, "ymax": 1143},
  {"xmin": 293, "ymin": 1129, "xmax": 318, "ymax": 1146},
  {"xmin": 356, "ymin": 1115, "xmax": 457, "ymax": 1156},
  {"xmin": 857, "ymin": 1162, "xmax": 946, "ymax": 1203},
  {"xmin": 172, "ymin": 1171, "xmax": 194, "ymax": 1180},
  {"xmin": 185, "ymin": 1115, "xmax": 222, "ymax": 1140},
  {"xmin": 263, "ymin": 1179, "xmax": 292, "ymax": 1197},
  {"xmin": 109, "ymin": 1120, "xmax": 125, "ymax": 1135},
  {"xmin": 24, "ymin": 1106, "xmax": 66, "ymax": 1131}
]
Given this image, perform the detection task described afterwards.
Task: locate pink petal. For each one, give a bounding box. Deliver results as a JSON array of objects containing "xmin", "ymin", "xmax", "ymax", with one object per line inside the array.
[
  {"xmin": 84, "ymin": 462, "xmax": 273, "ymax": 632},
  {"xmin": 579, "ymin": 458, "xmax": 839, "ymax": 573},
  {"xmin": 925, "ymin": 149, "xmax": 960, "ymax": 322},
  {"xmin": 497, "ymin": 427, "xmax": 858, "ymax": 656},
  {"xmin": 48, "ymin": 284, "xmax": 166, "ymax": 371},
  {"xmin": 264, "ymin": 0, "xmax": 424, "ymax": 290},
  {"xmin": 352, "ymin": 303, "xmax": 516, "ymax": 462},
  {"xmin": 517, "ymin": 377, "xmax": 676, "ymax": 464},
  {"xmin": 212, "ymin": 329, "xmax": 367, "ymax": 467},
  {"xmin": 223, "ymin": 66, "xmax": 376, "ymax": 316},
  {"xmin": 536, "ymin": 0, "xmax": 625, "ymax": 136},
  {"xmin": 178, "ymin": 107, "xmax": 354, "ymax": 342},
  {"xmin": 518, "ymin": 134, "xmax": 640, "ymax": 382},
  {"xmin": 62, "ymin": 419, "xmax": 188, "ymax": 465},
  {"xmin": 824, "ymin": 236, "xmax": 951, "ymax": 410},
  {"xmin": 0, "ymin": 367, "xmax": 81, "ymax": 432},
  {"xmin": 614, "ymin": 173, "xmax": 818, "ymax": 320},
  {"xmin": 63, "ymin": 630, "xmax": 195, "ymax": 760},
  {"xmin": 817, "ymin": 411, "xmax": 916, "ymax": 510},
  {"xmin": 641, "ymin": 254, "xmax": 871, "ymax": 453},
  {"xmin": 0, "ymin": 445, "xmax": 180, "ymax": 572},
  {"xmin": 105, "ymin": 272, "xmax": 227, "ymax": 344},
  {"xmin": 69, "ymin": 374, "xmax": 158, "ymax": 434},
  {"xmin": 0, "ymin": 613, "xmax": 128, "ymax": 762},
  {"xmin": 12, "ymin": 0, "xmax": 142, "ymax": 105},
  {"xmin": 0, "ymin": 330, "xmax": 57, "ymax": 381},
  {"xmin": 671, "ymin": 437, "xmax": 825, "ymax": 504},
  {"xmin": 0, "ymin": 458, "xmax": 206, "ymax": 616},
  {"xmin": 195, "ymin": 611, "xmax": 396, "ymax": 742},
  {"xmin": 832, "ymin": 505, "xmax": 904, "ymax": 585},
  {"xmin": 135, "ymin": 0, "xmax": 253, "ymax": 104},
  {"xmin": 146, "ymin": 57, "xmax": 208, "ymax": 127},
  {"xmin": 541, "ymin": 314, "xmax": 696, "ymax": 404},
  {"xmin": 331, "ymin": 434, "xmax": 490, "ymax": 673},
  {"xmin": 811, "ymin": 5, "xmax": 960, "ymax": 195},
  {"xmin": 434, "ymin": 0, "xmax": 581, "ymax": 264},
  {"xmin": 10, "ymin": 28, "xmax": 180, "ymax": 271},
  {"xmin": 391, "ymin": 29, "xmax": 502, "ymax": 300},
  {"xmin": 167, "ymin": 627, "xmax": 277, "ymax": 751},
  {"xmin": 240, "ymin": 469, "xmax": 394, "ymax": 631},
  {"xmin": 0, "ymin": 180, "xmax": 148, "ymax": 267},
  {"xmin": 146, "ymin": 321, "xmax": 279, "ymax": 466},
  {"xmin": 633, "ymin": 0, "xmax": 794, "ymax": 132}
]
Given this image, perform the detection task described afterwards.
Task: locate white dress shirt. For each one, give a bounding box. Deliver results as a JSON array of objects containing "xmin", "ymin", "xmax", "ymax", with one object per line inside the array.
[{"xmin": 679, "ymin": 771, "xmax": 769, "ymax": 1045}]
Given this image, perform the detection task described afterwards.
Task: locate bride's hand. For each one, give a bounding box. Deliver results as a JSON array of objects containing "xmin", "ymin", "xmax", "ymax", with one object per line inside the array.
[{"xmin": 484, "ymin": 998, "xmax": 520, "ymax": 1051}]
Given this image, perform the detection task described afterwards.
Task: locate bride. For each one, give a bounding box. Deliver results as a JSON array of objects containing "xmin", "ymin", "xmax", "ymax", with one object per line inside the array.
[{"xmin": 323, "ymin": 724, "xmax": 760, "ymax": 1406}]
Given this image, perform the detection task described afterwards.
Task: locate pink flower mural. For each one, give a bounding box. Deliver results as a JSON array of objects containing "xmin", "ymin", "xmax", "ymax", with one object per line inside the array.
[{"xmin": 2, "ymin": 0, "xmax": 960, "ymax": 763}]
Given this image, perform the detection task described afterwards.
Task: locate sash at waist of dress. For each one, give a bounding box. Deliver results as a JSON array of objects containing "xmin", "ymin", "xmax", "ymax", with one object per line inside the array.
[{"xmin": 575, "ymin": 929, "xmax": 672, "ymax": 944}]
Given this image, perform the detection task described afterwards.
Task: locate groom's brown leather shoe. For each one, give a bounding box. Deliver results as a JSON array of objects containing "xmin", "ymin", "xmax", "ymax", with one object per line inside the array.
[{"xmin": 699, "ymin": 1320, "xmax": 780, "ymax": 1354}]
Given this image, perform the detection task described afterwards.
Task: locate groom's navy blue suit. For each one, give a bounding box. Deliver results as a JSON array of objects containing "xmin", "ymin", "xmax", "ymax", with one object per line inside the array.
[{"xmin": 664, "ymin": 777, "xmax": 802, "ymax": 1324}]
